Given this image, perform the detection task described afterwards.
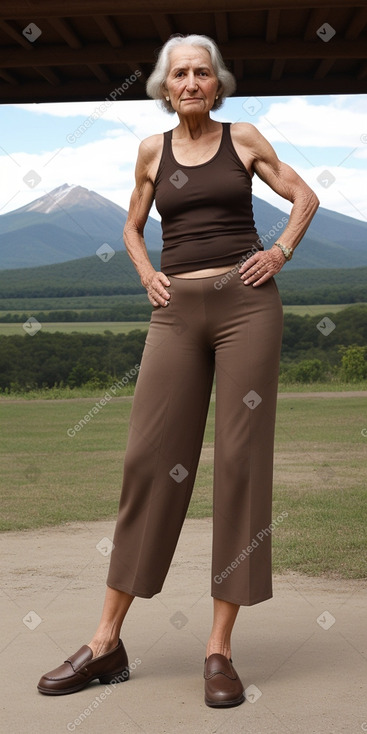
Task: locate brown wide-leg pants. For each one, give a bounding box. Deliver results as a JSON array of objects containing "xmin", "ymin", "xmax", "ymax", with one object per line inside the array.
[{"xmin": 107, "ymin": 270, "xmax": 283, "ymax": 606}]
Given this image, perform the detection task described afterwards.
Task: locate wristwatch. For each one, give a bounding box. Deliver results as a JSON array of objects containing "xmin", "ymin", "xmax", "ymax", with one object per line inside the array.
[{"xmin": 274, "ymin": 241, "xmax": 293, "ymax": 261}]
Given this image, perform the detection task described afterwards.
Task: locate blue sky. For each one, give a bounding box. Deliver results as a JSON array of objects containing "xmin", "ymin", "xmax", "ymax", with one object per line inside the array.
[{"xmin": 1, "ymin": 94, "xmax": 366, "ymax": 222}]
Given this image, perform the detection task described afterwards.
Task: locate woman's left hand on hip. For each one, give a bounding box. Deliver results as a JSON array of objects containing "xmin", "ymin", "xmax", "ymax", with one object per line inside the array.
[{"xmin": 239, "ymin": 246, "xmax": 286, "ymax": 287}]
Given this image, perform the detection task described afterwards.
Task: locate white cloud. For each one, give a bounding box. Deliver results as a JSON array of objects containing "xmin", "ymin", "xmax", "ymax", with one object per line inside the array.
[
  {"xmin": 13, "ymin": 100, "xmax": 107, "ymax": 118},
  {"xmin": 0, "ymin": 100, "xmax": 178, "ymax": 217},
  {"xmin": 252, "ymin": 164, "xmax": 367, "ymax": 222},
  {"xmin": 13, "ymin": 95, "xmax": 367, "ymax": 151},
  {"xmin": 1, "ymin": 97, "xmax": 366, "ymax": 223},
  {"xmin": 330, "ymin": 95, "xmax": 367, "ymax": 114},
  {"xmin": 256, "ymin": 97, "xmax": 367, "ymax": 149},
  {"xmin": 14, "ymin": 99, "xmax": 176, "ymax": 137},
  {"xmin": 1, "ymin": 130, "xmax": 140, "ymax": 216},
  {"xmin": 354, "ymin": 145, "xmax": 367, "ymax": 159}
]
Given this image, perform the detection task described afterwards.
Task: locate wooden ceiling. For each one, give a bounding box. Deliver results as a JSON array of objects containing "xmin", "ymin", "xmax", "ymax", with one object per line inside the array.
[{"xmin": 0, "ymin": 0, "xmax": 366, "ymax": 104}]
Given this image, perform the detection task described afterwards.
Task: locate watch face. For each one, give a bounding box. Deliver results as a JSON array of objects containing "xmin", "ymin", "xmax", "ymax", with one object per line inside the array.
[{"xmin": 276, "ymin": 243, "xmax": 289, "ymax": 258}]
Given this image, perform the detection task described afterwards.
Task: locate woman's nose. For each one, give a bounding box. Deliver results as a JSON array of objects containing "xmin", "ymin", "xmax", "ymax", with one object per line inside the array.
[{"xmin": 185, "ymin": 73, "xmax": 198, "ymax": 91}]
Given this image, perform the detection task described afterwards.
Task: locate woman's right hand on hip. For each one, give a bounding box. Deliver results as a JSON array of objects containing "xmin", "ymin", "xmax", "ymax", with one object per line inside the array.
[{"xmin": 143, "ymin": 270, "xmax": 171, "ymax": 308}]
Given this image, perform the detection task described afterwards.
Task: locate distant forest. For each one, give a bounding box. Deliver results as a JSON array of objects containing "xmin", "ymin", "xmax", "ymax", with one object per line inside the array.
[
  {"xmin": 0, "ymin": 252, "xmax": 366, "ymax": 309},
  {"xmin": 1, "ymin": 305, "xmax": 366, "ymax": 392}
]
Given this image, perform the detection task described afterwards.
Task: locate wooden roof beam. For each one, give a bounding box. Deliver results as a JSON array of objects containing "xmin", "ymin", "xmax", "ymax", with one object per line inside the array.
[
  {"xmin": 1, "ymin": 37, "xmax": 366, "ymax": 69},
  {"xmin": 215, "ymin": 12, "xmax": 229, "ymax": 43},
  {"xmin": 235, "ymin": 73, "xmax": 367, "ymax": 95},
  {"xmin": 220, "ymin": 37, "xmax": 367, "ymax": 59},
  {"xmin": 151, "ymin": 13, "xmax": 175, "ymax": 42},
  {"xmin": 0, "ymin": 1, "xmax": 360, "ymax": 18},
  {"xmin": 3, "ymin": 72, "xmax": 366, "ymax": 104},
  {"xmin": 266, "ymin": 9, "xmax": 281, "ymax": 43},
  {"xmin": 129, "ymin": 63, "xmax": 146, "ymax": 82},
  {"xmin": 0, "ymin": 68, "xmax": 18, "ymax": 83},
  {"xmin": 0, "ymin": 19, "xmax": 33, "ymax": 49},
  {"xmin": 34, "ymin": 66, "xmax": 60, "ymax": 85},
  {"xmin": 314, "ymin": 58, "xmax": 335, "ymax": 78},
  {"xmin": 270, "ymin": 58, "xmax": 285, "ymax": 80},
  {"xmin": 357, "ymin": 60, "xmax": 367, "ymax": 79},
  {"xmin": 344, "ymin": 7, "xmax": 367, "ymax": 40},
  {"xmin": 93, "ymin": 15, "xmax": 123, "ymax": 47},
  {"xmin": 93, "ymin": 14, "xmax": 141, "ymax": 79},
  {"xmin": 233, "ymin": 59, "xmax": 243, "ymax": 81},
  {"xmin": 303, "ymin": 7, "xmax": 332, "ymax": 41},
  {"xmin": 87, "ymin": 63, "xmax": 110, "ymax": 82},
  {"xmin": 47, "ymin": 17, "xmax": 82, "ymax": 49}
]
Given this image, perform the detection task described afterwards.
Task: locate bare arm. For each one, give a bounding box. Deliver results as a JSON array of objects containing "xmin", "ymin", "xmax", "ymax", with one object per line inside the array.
[
  {"xmin": 123, "ymin": 136, "xmax": 171, "ymax": 307},
  {"xmin": 234, "ymin": 123, "xmax": 320, "ymax": 286}
]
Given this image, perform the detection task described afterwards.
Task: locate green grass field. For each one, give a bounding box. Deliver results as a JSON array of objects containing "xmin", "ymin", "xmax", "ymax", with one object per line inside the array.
[
  {"xmin": 0, "ymin": 304, "xmax": 355, "ymax": 336},
  {"xmin": 0, "ymin": 321, "xmax": 151, "ymax": 336},
  {"xmin": 1, "ymin": 395, "xmax": 366, "ymax": 578},
  {"xmin": 282, "ymin": 303, "xmax": 354, "ymax": 316}
]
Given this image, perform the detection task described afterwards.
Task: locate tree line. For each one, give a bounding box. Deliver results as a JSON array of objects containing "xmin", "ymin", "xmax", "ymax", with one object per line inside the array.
[
  {"xmin": 0, "ymin": 253, "xmax": 366, "ymax": 305},
  {"xmin": 0, "ymin": 284, "xmax": 365, "ymax": 308},
  {"xmin": 0, "ymin": 305, "xmax": 152, "ymax": 323},
  {"xmin": 0, "ymin": 306, "xmax": 366, "ymax": 393},
  {"xmin": 0, "ymin": 330, "xmax": 146, "ymax": 393}
]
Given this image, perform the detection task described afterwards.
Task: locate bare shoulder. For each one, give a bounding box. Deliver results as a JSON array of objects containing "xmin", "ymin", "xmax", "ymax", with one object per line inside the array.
[
  {"xmin": 137, "ymin": 133, "xmax": 164, "ymax": 183},
  {"xmin": 229, "ymin": 122, "xmax": 275, "ymax": 175},
  {"xmin": 139, "ymin": 133, "xmax": 163, "ymax": 159},
  {"xmin": 230, "ymin": 121, "xmax": 279, "ymax": 171},
  {"xmin": 230, "ymin": 122, "xmax": 264, "ymax": 145}
]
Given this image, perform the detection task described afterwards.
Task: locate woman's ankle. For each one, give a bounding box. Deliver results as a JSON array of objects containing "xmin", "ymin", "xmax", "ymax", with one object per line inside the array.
[
  {"xmin": 206, "ymin": 639, "xmax": 232, "ymax": 660},
  {"xmin": 88, "ymin": 635, "xmax": 119, "ymax": 659}
]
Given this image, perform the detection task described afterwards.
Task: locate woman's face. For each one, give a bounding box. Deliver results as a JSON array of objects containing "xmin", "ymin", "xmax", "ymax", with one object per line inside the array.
[{"xmin": 164, "ymin": 45, "xmax": 220, "ymax": 116}]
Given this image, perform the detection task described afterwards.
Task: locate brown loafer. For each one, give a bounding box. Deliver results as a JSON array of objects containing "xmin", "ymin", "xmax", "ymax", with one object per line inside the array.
[
  {"xmin": 37, "ymin": 639, "xmax": 129, "ymax": 695},
  {"xmin": 204, "ymin": 653, "xmax": 245, "ymax": 707}
]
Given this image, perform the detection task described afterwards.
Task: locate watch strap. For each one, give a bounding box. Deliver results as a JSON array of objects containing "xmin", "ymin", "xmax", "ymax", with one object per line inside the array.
[{"xmin": 274, "ymin": 242, "xmax": 293, "ymax": 261}]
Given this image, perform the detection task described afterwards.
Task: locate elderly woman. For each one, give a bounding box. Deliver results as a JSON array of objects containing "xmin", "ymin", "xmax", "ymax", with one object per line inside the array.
[{"xmin": 38, "ymin": 34, "xmax": 319, "ymax": 706}]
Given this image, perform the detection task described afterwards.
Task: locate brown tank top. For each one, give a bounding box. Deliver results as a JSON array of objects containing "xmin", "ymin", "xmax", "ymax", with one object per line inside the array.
[{"xmin": 154, "ymin": 122, "xmax": 262, "ymax": 274}]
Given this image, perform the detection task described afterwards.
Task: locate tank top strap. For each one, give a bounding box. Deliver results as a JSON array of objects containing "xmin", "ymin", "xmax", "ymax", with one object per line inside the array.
[
  {"xmin": 162, "ymin": 123, "xmax": 232, "ymax": 164},
  {"xmin": 163, "ymin": 128, "xmax": 173, "ymax": 150},
  {"xmin": 220, "ymin": 121, "xmax": 234, "ymax": 153},
  {"xmin": 155, "ymin": 130, "xmax": 173, "ymax": 187}
]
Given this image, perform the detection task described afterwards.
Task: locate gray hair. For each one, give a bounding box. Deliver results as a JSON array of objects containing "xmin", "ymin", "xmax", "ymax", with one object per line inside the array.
[{"xmin": 146, "ymin": 34, "xmax": 236, "ymax": 113}]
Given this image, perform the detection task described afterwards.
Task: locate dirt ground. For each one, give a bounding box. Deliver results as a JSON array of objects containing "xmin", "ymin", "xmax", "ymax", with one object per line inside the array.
[{"xmin": 1, "ymin": 517, "xmax": 366, "ymax": 734}]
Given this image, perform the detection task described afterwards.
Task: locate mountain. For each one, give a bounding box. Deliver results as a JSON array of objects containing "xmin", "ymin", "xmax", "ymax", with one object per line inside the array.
[
  {"xmin": 0, "ymin": 251, "xmax": 365, "ymax": 304},
  {"xmin": 252, "ymin": 198, "xmax": 367, "ymax": 270},
  {"xmin": 0, "ymin": 184, "xmax": 163, "ymax": 269},
  {"xmin": 0, "ymin": 183, "xmax": 366, "ymax": 270}
]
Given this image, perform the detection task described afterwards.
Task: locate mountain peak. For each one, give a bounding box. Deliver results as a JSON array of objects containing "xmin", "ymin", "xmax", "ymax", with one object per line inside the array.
[
  {"xmin": 22, "ymin": 184, "xmax": 94, "ymax": 215},
  {"xmin": 0, "ymin": 183, "xmax": 162, "ymax": 269}
]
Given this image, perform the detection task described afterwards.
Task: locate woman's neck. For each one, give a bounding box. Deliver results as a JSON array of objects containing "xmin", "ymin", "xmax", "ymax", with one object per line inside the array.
[{"xmin": 173, "ymin": 114, "xmax": 220, "ymax": 140}]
